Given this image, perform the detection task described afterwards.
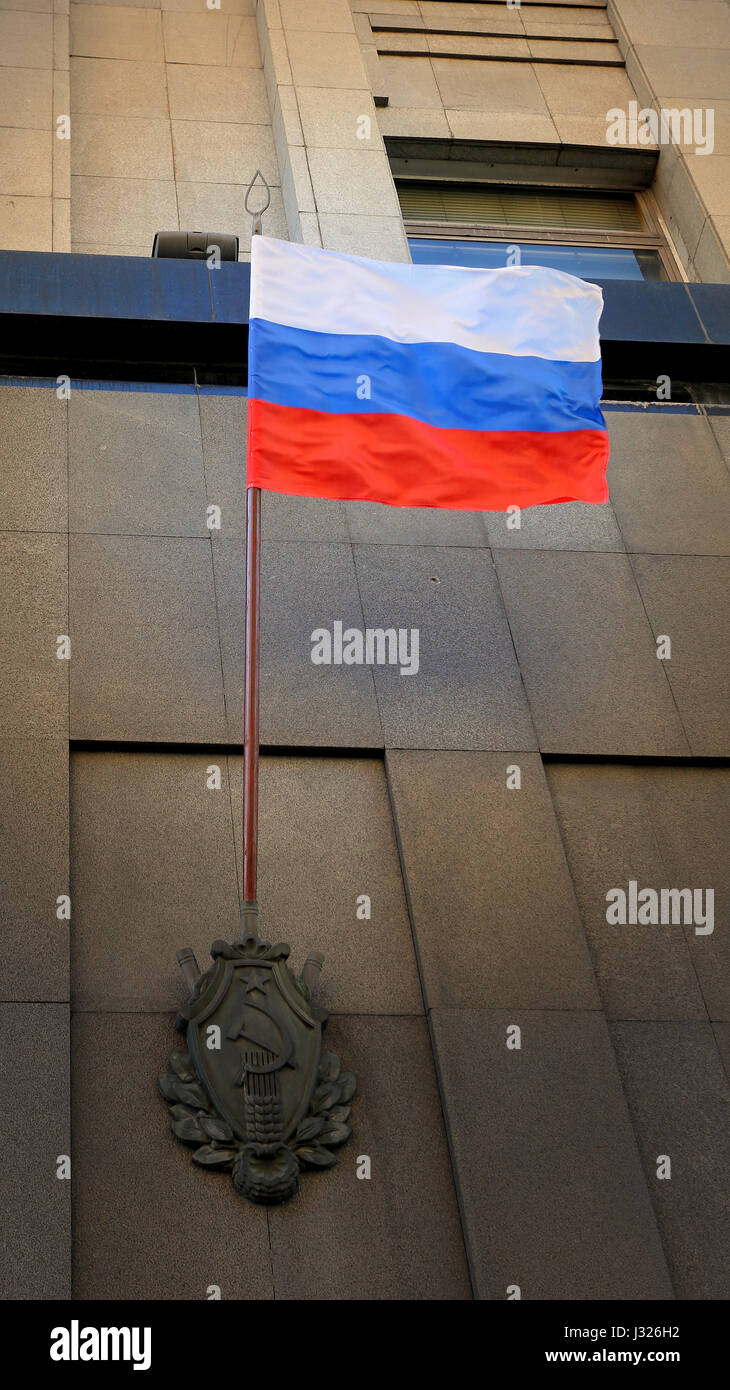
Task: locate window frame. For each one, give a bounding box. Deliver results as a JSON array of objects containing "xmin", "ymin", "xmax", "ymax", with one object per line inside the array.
[{"xmin": 399, "ymin": 185, "xmax": 685, "ymax": 282}]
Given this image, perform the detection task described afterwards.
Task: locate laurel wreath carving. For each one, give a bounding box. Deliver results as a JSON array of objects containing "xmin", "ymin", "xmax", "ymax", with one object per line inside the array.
[
  {"xmin": 158, "ymin": 1047, "xmax": 355, "ymax": 1175},
  {"xmin": 290, "ymin": 1050, "xmax": 356, "ymax": 1169}
]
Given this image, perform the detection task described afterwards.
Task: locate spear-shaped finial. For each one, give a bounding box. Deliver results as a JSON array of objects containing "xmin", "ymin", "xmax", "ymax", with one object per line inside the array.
[{"xmin": 245, "ymin": 169, "xmax": 271, "ymax": 238}]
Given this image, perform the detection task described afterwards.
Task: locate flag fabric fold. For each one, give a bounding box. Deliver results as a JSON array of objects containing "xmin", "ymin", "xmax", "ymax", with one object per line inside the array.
[{"xmin": 247, "ymin": 236, "xmax": 610, "ymax": 511}]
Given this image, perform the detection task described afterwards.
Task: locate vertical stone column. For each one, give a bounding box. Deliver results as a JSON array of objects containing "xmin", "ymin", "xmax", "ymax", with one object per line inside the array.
[
  {"xmin": 0, "ymin": 385, "xmax": 71, "ymax": 1298},
  {"xmin": 255, "ymin": 0, "xmax": 409, "ymax": 259},
  {"xmin": 608, "ymin": 0, "xmax": 730, "ymax": 280},
  {"xmin": 53, "ymin": 0, "xmax": 71, "ymax": 251},
  {"xmin": 0, "ymin": 0, "xmax": 67, "ymax": 250}
]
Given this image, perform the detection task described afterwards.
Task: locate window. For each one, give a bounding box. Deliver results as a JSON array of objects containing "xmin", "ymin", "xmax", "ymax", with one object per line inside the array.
[{"xmin": 398, "ymin": 183, "xmax": 680, "ymax": 282}]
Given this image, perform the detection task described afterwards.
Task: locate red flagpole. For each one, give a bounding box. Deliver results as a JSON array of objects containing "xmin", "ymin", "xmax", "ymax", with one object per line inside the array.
[
  {"xmin": 241, "ymin": 479, "xmax": 261, "ymax": 944},
  {"xmin": 241, "ymin": 202, "xmax": 267, "ymax": 946}
]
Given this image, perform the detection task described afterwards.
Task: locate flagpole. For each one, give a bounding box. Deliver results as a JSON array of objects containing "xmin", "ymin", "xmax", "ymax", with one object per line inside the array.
[
  {"xmin": 240, "ymin": 173, "xmax": 270, "ymax": 947},
  {"xmin": 241, "ymin": 479, "xmax": 261, "ymax": 944}
]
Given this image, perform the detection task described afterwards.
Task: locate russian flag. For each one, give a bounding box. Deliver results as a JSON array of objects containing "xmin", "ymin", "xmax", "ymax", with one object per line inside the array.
[{"xmin": 247, "ymin": 237, "xmax": 609, "ymax": 512}]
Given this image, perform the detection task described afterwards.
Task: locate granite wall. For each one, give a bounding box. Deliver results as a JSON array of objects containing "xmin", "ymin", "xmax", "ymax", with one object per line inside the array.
[{"xmin": 0, "ymin": 0, "xmax": 728, "ymax": 1302}]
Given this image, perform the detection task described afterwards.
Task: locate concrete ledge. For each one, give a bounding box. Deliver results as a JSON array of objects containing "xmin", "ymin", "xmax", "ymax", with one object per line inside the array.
[{"xmin": 385, "ymin": 134, "xmax": 659, "ymax": 186}]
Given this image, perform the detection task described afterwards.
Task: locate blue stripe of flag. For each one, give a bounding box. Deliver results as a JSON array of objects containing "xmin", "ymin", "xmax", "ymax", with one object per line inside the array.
[{"xmin": 249, "ymin": 317, "xmax": 605, "ymax": 435}]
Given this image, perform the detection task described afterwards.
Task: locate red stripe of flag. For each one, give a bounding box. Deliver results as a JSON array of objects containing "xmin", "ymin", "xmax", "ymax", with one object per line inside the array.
[{"xmin": 247, "ymin": 399, "xmax": 610, "ymax": 511}]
